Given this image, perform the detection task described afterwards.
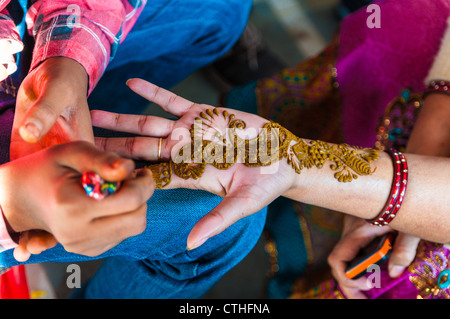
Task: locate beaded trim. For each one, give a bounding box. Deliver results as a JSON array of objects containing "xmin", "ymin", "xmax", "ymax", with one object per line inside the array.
[{"xmin": 425, "ymin": 80, "xmax": 450, "ymax": 97}]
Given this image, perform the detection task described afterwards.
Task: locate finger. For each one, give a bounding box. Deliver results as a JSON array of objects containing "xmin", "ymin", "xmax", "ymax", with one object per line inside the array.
[
  {"xmin": 18, "ymin": 79, "xmax": 72, "ymax": 143},
  {"xmin": 19, "ymin": 101, "xmax": 60, "ymax": 143},
  {"xmin": 67, "ymin": 167, "xmax": 155, "ymax": 220},
  {"xmin": 339, "ymin": 285, "xmax": 369, "ymax": 299},
  {"xmin": 26, "ymin": 231, "xmax": 58, "ymax": 255},
  {"xmin": 328, "ymin": 226, "xmax": 389, "ymax": 274},
  {"xmin": 187, "ymin": 189, "xmax": 273, "ymax": 250},
  {"xmin": 90, "ymin": 202, "xmax": 148, "ymax": 245},
  {"xmin": 53, "ymin": 141, "xmax": 135, "ymax": 182},
  {"xmin": 90, "ymin": 110, "xmax": 175, "ymax": 137},
  {"xmin": 94, "ymin": 136, "xmax": 170, "ymax": 161},
  {"xmin": 13, "ymin": 232, "xmax": 32, "ymax": 262},
  {"xmin": 68, "ymin": 203, "xmax": 148, "ymax": 257},
  {"xmin": 328, "ymin": 226, "xmax": 391, "ymax": 295},
  {"xmin": 126, "ymin": 78, "xmax": 195, "ymax": 117},
  {"xmin": 330, "ymin": 258, "xmax": 372, "ymax": 293},
  {"xmin": 328, "ymin": 243, "xmax": 374, "ymax": 294},
  {"xmin": 94, "ymin": 167, "xmax": 155, "ymax": 216},
  {"xmin": 388, "ymin": 233, "xmax": 420, "ymax": 278}
]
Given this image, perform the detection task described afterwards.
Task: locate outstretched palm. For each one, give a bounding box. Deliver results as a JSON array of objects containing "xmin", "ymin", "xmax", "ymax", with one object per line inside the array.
[{"xmin": 92, "ymin": 78, "xmax": 295, "ymax": 249}]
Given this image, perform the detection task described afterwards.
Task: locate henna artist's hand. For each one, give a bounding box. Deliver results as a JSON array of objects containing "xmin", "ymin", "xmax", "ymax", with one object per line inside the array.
[
  {"xmin": 0, "ymin": 141, "xmax": 154, "ymax": 261},
  {"xmin": 10, "ymin": 57, "xmax": 94, "ymax": 160},
  {"xmin": 9, "ymin": 57, "xmax": 95, "ymax": 258},
  {"xmin": 92, "ymin": 79, "xmax": 300, "ymax": 250}
]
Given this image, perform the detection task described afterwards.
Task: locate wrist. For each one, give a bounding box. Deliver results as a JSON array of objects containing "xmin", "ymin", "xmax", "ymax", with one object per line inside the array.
[
  {"xmin": 280, "ymin": 139, "xmax": 390, "ymax": 219},
  {"xmin": 282, "ymin": 160, "xmax": 311, "ymax": 201}
]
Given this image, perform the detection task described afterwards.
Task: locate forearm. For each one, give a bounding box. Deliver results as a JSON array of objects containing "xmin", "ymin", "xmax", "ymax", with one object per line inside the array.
[
  {"xmin": 283, "ymin": 150, "xmax": 450, "ymax": 243},
  {"xmin": 28, "ymin": 0, "xmax": 147, "ymax": 94}
]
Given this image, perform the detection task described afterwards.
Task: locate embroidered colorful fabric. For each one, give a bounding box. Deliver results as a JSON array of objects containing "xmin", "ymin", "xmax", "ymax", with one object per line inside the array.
[
  {"xmin": 408, "ymin": 243, "xmax": 450, "ymax": 299},
  {"xmin": 255, "ymin": 36, "xmax": 343, "ymax": 144},
  {"xmin": 291, "ymin": 242, "xmax": 450, "ymax": 299}
]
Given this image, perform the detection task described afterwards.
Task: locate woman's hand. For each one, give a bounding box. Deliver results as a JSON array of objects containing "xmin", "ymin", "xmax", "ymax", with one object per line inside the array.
[
  {"xmin": 92, "ymin": 78, "xmax": 298, "ymax": 250},
  {"xmin": 0, "ymin": 141, "xmax": 154, "ymax": 261},
  {"xmin": 327, "ymin": 216, "xmax": 394, "ymax": 299}
]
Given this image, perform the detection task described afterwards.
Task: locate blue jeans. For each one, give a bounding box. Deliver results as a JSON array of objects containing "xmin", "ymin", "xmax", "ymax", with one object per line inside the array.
[
  {"xmin": 89, "ymin": 0, "xmax": 254, "ymax": 115},
  {"xmin": 0, "ymin": 0, "xmax": 267, "ymax": 299}
]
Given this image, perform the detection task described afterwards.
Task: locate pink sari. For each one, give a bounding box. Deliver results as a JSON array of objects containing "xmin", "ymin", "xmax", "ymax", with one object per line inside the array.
[{"xmin": 337, "ymin": 0, "xmax": 450, "ymax": 148}]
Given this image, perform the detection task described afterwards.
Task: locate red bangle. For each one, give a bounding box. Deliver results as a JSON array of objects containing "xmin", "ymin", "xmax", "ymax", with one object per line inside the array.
[
  {"xmin": 368, "ymin": 149, "xmax": 408, "ymax": 226},
  {"xmin": 425, "ymin": 80, "xmax": 450, "ymax": 97}
]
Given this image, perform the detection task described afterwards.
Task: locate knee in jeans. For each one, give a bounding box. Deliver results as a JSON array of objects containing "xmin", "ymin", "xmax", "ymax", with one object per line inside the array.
[{"xmin": 193, "ymin": 0, "xmax": 252, "ymax": 52}]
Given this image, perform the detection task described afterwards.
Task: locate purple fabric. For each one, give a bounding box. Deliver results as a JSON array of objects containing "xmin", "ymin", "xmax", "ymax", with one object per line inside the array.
[
  {"xmin": 0, "ymin": 95, "xmax": 15, "ymax": 166},
  {"xmin": 336, "ymin": 0, "xmax": 450, "ymax": 147},
  {"xmin": 361, "ymin": 242, "xmax": 450, "ymax": 299},
  {"xmin": 295, "ymin": 242, "xmax": 450, "ymax": 299},
  {"xmin": 362, "ymin": 261, "xmax": 417, "ymax": 299}
]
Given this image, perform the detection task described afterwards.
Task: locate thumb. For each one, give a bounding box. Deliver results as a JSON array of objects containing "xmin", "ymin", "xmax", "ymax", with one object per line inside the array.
[
  {"xmin": 12, "ymin": 231, "xmax": 58, "ymax": 262},
  {"xmin": 388, "ymin": 233, "xmax": 420, "ymax": 278},
  {"xmin": 53, "ymin": 141, "xmax": 135, "ymax": 182},
  {"xmin": 25, "ymin": 230, "xmax": 58, "ymax": 255},
  {"xmin": 18, "ymin": 82, "xmax": 68, "ymax": 143},
  {"xmin": 13, "ymin": 232, "xmax": 32, "ymax": 262},
  {"xmin": 187, "ymin": 189, "xmax": 272, "ymax": 250},
  {"xmin": 19, "ymin": 101, "xmax": 61, "ymax": 143}
]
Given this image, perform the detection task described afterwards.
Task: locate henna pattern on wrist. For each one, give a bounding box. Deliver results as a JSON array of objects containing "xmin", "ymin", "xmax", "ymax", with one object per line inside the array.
[{"xmin": 147, "ymin": 108, "xmax": 379, "ymax": 189}]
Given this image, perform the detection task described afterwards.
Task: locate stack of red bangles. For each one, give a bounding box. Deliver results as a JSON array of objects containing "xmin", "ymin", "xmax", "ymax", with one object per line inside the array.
[{"xmin": 368, "ymin": 149, "xmax": 408, "ymax": 226}]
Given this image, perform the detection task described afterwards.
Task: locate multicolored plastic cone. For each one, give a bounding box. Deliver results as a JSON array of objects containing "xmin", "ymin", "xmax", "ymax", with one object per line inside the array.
[
  {"xmin": 82, "ymin": 172, "xmax": 121, "ymax": 200},
  {"xmin": 0, "ymin": 265, "xmax": 30, "ymax": 299}
]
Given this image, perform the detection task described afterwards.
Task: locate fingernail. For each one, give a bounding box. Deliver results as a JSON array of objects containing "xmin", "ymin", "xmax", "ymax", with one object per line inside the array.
[
  {"xmin": 187, "ymin": 236, "xmax": 209, "ymax": 251},
  {"xmin": 109, "ymin": 157, "xmax": 123, "ymax": 168},
  {"xmin": 112, "ymin": 158, "xmax": 134, "ymax": 171},
  {"xmin": 125, "ymin": 79, "xmax": 132, "ymax": 86},
  {"xmin": 19, "ymin": 122, "xmax": 41, "ymax": 142},
  {"xmin": 389, "ymin": 265, "xmax": 405, "ymax": 278}
]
